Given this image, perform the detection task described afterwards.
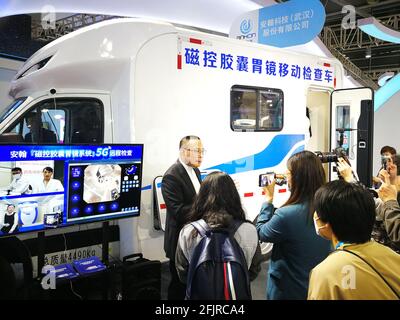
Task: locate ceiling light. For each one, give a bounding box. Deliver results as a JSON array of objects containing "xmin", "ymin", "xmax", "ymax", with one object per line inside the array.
[
  {"xmin": 365, "ymin": 47, "xmax": 371, "ymax": 58},
  {"xmin": 378, "ymin": 71, "xmax": 395, "ymax": 87}
]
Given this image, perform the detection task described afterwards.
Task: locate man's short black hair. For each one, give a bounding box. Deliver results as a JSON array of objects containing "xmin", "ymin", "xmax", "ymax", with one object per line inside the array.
[
  {"xmin": 314, "ymin": 180, "xmax": 376, "ymax": 244},
  {"xmin": 179, "ymin": 135, "xmax": 200, "ymax": 149},
  {"xmin": 380, "ymin": 145, "xmax": 396, "ymax": 155},
  {"xmin": 11, "ymin": 167, "xmax": 22, "ymax": 173},
  {"xmin": 43, "ymin": 167, "xmax": 54, "ymax": 173}
]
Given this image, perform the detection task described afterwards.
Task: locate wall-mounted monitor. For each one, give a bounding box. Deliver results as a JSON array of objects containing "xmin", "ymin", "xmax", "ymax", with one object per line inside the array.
[{"xmin": 0, "ymin": 144, "xmax": 143, "ymax": 237}]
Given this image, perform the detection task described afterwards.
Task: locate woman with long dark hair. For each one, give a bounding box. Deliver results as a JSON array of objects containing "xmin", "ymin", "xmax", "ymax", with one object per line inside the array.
[
  {"xmin": 256, "ymin": 150, "xmax": 332, "ymax": 300},
  {"xmin": 175, "ymin": 171, "xmax": 259, "ymax": 285}
]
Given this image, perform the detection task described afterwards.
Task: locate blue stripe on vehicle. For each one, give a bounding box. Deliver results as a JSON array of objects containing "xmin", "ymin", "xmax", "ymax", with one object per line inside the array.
[
  {"xmin": 290, "ymin": 144, "xmax": 305, "ymax": 157},
  {"xmin": 141, "ymin": 185, "xmax": 152, "ymax": 191},
  {"xmin": 205, "ymin": 134, "xmax": 304, "ymax": 175}
]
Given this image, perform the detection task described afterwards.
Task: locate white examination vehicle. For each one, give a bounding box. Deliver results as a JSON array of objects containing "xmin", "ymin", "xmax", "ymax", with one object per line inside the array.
[{"xmin": 0, "ymin": 19, "xmax": 374, "ymax": 261}]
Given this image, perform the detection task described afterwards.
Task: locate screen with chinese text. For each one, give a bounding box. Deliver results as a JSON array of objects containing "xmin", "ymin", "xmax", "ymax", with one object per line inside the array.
[{"xmin": 0, "ymin": 144, "xmax": 143, "ymax": 237}]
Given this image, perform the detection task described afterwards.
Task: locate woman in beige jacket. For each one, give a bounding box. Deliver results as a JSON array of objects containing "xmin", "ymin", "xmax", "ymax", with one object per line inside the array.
[{"xmin": 308, "ymin": 180, "xmax": 400, "ymax": 300}]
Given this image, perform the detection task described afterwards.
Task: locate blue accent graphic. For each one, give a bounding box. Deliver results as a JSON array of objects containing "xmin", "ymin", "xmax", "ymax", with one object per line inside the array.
[
  {"xmin": 257, "ymin": 0, "xmax": 326, "ymax": 48},
  {"xmin": 0, "ymin": 145, "xmax": 143, "ymax": 161},
  {"xmin": 142, "ymin": 185, "xmax": 152, "ymax": 191},
  {"xmin": 375, "ymin": 68, "xmax": 400, "ymax": 111},
  {"xmin": 0, "ymin": 191, "xmax": 63, "ymax": 201},
  {"xmin": 205, "ymin": 134, "xmax": 304, "ymax": 175},
  {"xmin": 359, "ymin": 18, "xmax": 400, "ymax": 44},
  {"xmin": 71, "ymin": 181, "xmax": 81, "ymax": 190},
  {"xmin": 71, "ymin": 194, "xmax": 80, "ymax": 203},
  {"xmin": 360, "ymin": 24, "xmax": 400, "ymax": 43},
  {"xmin": 70, "ymin": 208, "xmax": 80, "ymax": 217},
  {"xmin": 240, "ymin": 19, "xmax": 253, "ymax": 35},
  {"xmin": 71, "ymin": 167, "xmax": 82, "ymax": 178},
  {"xmin": 126, "ymin": 165, "xmax": 137, "ymax": 175},
  {"xmin": 84, "ymin": 206, "xmax": 94, "ymax": 214}
]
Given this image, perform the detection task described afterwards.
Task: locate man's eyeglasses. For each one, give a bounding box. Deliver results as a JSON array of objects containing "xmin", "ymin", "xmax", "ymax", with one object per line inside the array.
[{"xmin": 185, "ymin": 148, "xmax": 206, "ymax": 155}]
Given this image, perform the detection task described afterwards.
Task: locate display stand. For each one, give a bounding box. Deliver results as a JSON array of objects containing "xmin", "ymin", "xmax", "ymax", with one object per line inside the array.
[
  {"xmin": 37, "ymin": 231, "xmax": 45, "ymax": 278},
  {"xmin": 101, "ymin": 221, "xmax": 110, "ymax": 299},
  {"xmin": 102, "ymin": 221, "xmax": 109, "ymax": 265},
  {"xmin": 36, "ymin": 221, "xmax": 111, "ymax": 299}
]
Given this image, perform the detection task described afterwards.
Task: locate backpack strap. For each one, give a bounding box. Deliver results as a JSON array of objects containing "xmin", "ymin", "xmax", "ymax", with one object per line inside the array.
[
  {"xmin": 228, "ymin": 220, "xmax": 244, "ymax": 236},
  {"xmin": 190, "ymin": 219, "xmax": 210, "ymax": 237}
]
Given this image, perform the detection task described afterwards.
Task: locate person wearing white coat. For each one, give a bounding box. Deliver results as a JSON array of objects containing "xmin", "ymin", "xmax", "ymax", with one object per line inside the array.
[{"xmin": 33, "ymin": 167, "xmax": 64, "ymax": 193}]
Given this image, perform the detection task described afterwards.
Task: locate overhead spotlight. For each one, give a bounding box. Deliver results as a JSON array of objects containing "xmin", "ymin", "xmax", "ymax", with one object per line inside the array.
[
  {"xmin": 365, "ymin": 47, "xmax": 372, "ymax": 58},
  {"xmin": 378, "ymin": 71, "xmax": 395, "ymax": 87}
]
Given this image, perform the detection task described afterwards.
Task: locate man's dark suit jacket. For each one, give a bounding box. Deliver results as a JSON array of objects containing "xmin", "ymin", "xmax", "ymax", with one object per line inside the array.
[
  {"xmin": 24, "ymin": 128, "xmax": 57, "ymax": 143},
  {"xmin": 161, "ymin": 160, "xmax": 201, "ymax": 260}
]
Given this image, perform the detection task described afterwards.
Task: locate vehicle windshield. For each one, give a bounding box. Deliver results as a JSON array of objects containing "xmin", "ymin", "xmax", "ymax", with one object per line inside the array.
[{"xmin": 0, "ymin": 97, "xmax": 27, "ymax": 123}]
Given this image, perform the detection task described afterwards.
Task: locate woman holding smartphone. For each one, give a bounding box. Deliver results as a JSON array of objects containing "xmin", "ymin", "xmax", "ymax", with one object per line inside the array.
[{"xmin": 256, "ymin": 150, "xmax": 332, "ymax": 300}]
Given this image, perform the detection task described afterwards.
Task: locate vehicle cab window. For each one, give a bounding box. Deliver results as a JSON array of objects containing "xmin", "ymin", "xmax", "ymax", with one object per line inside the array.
[{"xmin": 4, "ymin": 98, "xmax": 104, "ymax": 144}]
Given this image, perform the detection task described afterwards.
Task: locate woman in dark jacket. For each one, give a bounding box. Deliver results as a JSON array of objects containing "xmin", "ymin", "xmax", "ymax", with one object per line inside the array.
[{"xmin": 256, "ymin": 151, "xmax": 332, "ymax": 300}]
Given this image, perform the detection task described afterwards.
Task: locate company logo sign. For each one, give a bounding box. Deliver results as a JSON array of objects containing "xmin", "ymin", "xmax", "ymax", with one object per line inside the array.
[
  {"xmin": 240, "ymin": 19, "xmax": 253, "ymax": 35},
  {"xmin": 258, "ymin": 0, "xmax": 326, "ymax": 47},
  {"xmin": 230, "ymin": 0, "xmax": 326, "ymax": 48},
  {"xmin": 237, "ymin": 19, "xmax": 256, "ymax": 41}
]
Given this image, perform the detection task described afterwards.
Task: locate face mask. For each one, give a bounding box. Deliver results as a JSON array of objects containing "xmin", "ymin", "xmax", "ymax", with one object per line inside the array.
[
  {"xmin": 13, "ymin": 174, "xmax": 21, "ymax": 180},
  {"xmin": 313, "ymin": 217, "xmax": 326, "ymax": 236}
]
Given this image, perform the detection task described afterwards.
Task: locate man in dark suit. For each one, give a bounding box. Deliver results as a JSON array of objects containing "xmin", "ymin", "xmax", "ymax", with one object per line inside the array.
[
  {"xmin": 24, "ymin": 112, "xmax": 57, "ymax": 143},
  {"xmin": 161, "ymin": 135, "xmax": 204, "ymax": 300}
]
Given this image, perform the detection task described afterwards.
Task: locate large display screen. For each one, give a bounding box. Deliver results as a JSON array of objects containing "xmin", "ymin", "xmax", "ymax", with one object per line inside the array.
[{"xmin": 0, "ymin": 144, "xmax": 143, "ymax": 237}]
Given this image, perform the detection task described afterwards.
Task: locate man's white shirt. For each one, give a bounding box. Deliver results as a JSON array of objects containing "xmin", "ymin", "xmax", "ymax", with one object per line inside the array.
[
  {"xmin": 9, "ymin": 177, "xmax": 30, "ymax": 194},
  {"xmin": 33, "ymin": 178, "xmax": 64, "ymax": 193},
  {"xmin": 179, "ymin": 158, "xmax": 200, "ymax": 194}
]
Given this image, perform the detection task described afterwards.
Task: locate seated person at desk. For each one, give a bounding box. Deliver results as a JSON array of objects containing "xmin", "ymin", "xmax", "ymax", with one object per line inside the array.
[
  {"xmin": 0, "ymin": 204, "xmax": 19, "ymax": 234},
  {"xmin": 4, "ymin": 167, "xmax": 31, "ymax": 195},
  {"xmin": 32, "ymin": 167, "xmax": 64, "ymax": 193},
  {"xmin": 24, "ymin": 112, "xmax": 57, "ymax": 143}
]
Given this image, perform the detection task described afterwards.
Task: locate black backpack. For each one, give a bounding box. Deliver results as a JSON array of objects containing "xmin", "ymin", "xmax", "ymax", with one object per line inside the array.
[{"xmin": 185, "ymin": 219, "xmax": 252, "ymax": 300}]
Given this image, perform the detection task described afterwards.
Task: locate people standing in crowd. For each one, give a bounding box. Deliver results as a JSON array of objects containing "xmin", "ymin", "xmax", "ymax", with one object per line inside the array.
[
  {"xmin": 308, "ymin": 180, "xmax": 400, "ymax": 300},
  {"xmin": 7, "ymin": 167, "xmax": 31, "ymax": 195},
  {"xmin": 373, "ymin": 146, "xmax": 397, "ymax": 188},
  {"xmin": 381, "ymin": 154, "xmax": 400, "ymax": 196},
  {"xmin": 337, "ymin": 156, "xmax": 400, "ymax": 252},
  {"xmin": 0, "ymin": 204, "xmax": 19, "ymax": 234},
  {"xmin": 256, "ymin": 151, "xmax": 331, "ymax": 300},
  {"xmin": 175, "ymin": 172, "xmax": 259, "ymax": 286},
  {"xmin": 376, "ymin": 159, "xmax": 400, "ymax": 251},
  {"xmin": 161, "ymin": 135, "xmax": 204, "ymax": 300},
  {"xmin": 378, "ymin": 180, "xmax": 400, "ymax": 250},
  {"xmin": 380, "ymin": 145, "xmax": 397, "ymax": 160},
  {"xmin": 33, "ymin": 167, "xmax": 64, "ymax": 193}
]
